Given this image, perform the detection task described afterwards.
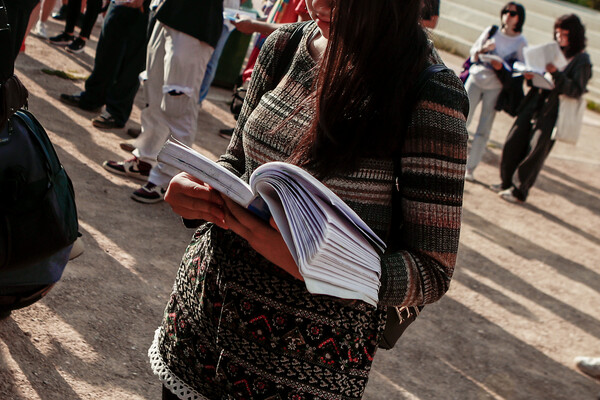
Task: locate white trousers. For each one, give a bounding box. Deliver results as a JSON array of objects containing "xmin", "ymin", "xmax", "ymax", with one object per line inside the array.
[
  {"xmin": 133, "ymin": 21, "xmax": 213, "ymax": 188},
  {"xmin": 465, "ymin": 77, "xmax": 502, "ymax": 173}
]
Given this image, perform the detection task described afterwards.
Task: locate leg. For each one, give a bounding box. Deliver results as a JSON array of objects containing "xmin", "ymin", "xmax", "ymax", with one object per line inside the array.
[
  {"xmin": 80, "ymin": 3, "xmax": 128, "ymax": 109},
  {"xmin": 147, "ymin": 25, "xmax": 214, "ymax": 188},
  {"xmin": 499, "ymin": 113, "xmax": 533, "ymax": 189},
  {"xmin": 464, "ymin": 76, "xmax": 482, "ymax": 131},
  {"xmin": 466, "ymin": 86, "xmax": 502, "ymax": 173},
  {"xmin": 64, "ymin": 0, "xmax": 82, "ymax": 34},
  {"xmin": 77, "ymin": 0, "xmax": 100, "ymax": 39},
  {"xmin": 512, "ymin": 123, "xmax": 555, "ymax": 201},
  {"xmin": 104, "ymin": 7, "xmax": 149, "ymax": 125}
]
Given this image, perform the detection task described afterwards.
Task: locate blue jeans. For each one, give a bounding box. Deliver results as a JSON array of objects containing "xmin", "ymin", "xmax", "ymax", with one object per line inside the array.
[{"xmin": 198, "ymin": 24, "xmax": 232, "ymax": 104}]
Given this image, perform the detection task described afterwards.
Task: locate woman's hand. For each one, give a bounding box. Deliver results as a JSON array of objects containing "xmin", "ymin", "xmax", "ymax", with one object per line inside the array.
[
  {"xmin": 220, "ymin": 196, "xmax": 303, "ymax": 281},
  {"xmin": 481, "ymin": 38, "xmax": 496, "ymax": 53},
  {"xmin": 546, "ymin": 63, "xmax": 558, "ymax": 74},
  {"xmin": 164, "ymin": 172, "xmax": 228, "ymax": 229},
  {"xmin": 232, "ymin": 17, "xmax": 257, "ymax": 34},
  {"xmin": 523, "ymin": 72, "xmax": 534, "ymax": 80}
]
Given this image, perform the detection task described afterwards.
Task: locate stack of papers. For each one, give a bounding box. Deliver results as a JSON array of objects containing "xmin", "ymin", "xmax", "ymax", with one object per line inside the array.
[{"xmin": 513, "ymin": 42, "xmax": 568, "ymax": 90}]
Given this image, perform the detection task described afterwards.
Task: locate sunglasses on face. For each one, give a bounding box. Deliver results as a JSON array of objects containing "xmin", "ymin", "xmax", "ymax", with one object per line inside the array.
[{"xmin": 502, "ymin": 10, "xmax": 518, "ymax": 17}]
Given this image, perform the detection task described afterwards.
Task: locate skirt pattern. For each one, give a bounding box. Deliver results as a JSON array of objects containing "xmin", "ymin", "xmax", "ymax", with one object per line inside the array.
[{"xmin": 151, "ymin": 223, "xmax": 385, "ymax": 400}]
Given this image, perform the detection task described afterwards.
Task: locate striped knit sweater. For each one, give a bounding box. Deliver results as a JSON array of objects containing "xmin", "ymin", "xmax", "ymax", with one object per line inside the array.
[{"xmin": 219, "ymin": 22, "xmax": 469, "ymax": 308}]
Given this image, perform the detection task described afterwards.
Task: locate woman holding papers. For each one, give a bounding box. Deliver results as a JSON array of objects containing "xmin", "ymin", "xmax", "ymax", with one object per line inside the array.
[
  {"xmin": 150, "ymin": 0, "xmax": 468, "ymax": 398},
  {"xmin": 493, "ymin": 14, "xmax": 592, "ymax": 203},
  {"xmin": 464, "ymin": 2, "xmax": 527, "ymax": 182}
]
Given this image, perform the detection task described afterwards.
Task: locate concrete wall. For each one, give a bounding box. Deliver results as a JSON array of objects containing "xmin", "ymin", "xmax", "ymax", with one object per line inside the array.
[{"xmin": 431, "ymin": 0, "xmax": 600, "ymax": 103}]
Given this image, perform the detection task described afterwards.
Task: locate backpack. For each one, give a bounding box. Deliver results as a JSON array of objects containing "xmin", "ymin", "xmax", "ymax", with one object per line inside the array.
[{"xmin": 0, "ymin": 109, "xmax": 79, "ymax": 270}]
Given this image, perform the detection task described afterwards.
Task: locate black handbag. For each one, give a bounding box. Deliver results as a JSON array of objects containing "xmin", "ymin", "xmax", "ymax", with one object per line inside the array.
[{"xmin": 379, "ymin": 64, "xmax": 451, "ymax": 350}]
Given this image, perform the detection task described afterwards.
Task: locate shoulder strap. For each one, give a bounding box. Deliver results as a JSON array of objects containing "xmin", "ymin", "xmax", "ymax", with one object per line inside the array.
[
  {"xmin": 488, "ymin": 25, "xmax": 498, "ymax": 39},
  {"xmin": 272, "ymin": 21, "xmax": 312, "ymax": 85},
  {"xmin": 390, "ymin": 64, "xmax": 450, "ymax": 242}
]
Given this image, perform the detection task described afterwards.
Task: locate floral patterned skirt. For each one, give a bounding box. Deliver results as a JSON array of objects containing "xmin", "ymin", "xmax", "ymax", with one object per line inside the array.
[{"xmin": 149, "ymin": 224, "xmax": 385, "ymax": 400}]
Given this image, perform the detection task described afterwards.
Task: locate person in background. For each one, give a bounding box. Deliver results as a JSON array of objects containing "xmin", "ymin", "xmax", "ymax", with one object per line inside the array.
[
  {"xmin": 464, "ymin": 2, "xmax": 527, "ymax": 182},
  {"xmin": 102, "ymin": 0, "xmax": 223, "ymax": 204},
  {"xmin": 421, "ymin": 0, "xmax": 439, "ymax": 29},
  {"xmin": 217, "ymin": 0, "xmax": 310, "ymax": 139},
  {"xmin": 48, "ymin": 0, "xmax": 102, "ymax": 53},
  {"xmin": 491, "ymin": 14, "xmax": 592, "ymax": 203},
  {"xmin": 29, "ymin": 0, "xmax": 57, "ymax": 39},
  {"xmin": 58, "ymin": 0, "xmax": 150, "ymax": 129},
  {"xmin": 148, "ymin": 0, "xmax": 468, "ymax": 398}
]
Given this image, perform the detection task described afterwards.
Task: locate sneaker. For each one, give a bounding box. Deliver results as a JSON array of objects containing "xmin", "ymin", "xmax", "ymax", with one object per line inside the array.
[
  {"xmin": 119, "ymin": 141, "xmax": 136, "ymax": 152},
  {"xmin": 52, "ymin": 4, "xmax": 68, "ymax": 20},
  {"xmin": 499, "ymin": 188, "xmax": 523, "ymax": 204},
  {"xmin": 92, "ymin": 112, "xmax": 124, "ymax": 129},
  {"xmin": 131, "ymin": 182, "xmax": 166, "ymax": 204},
  {"xmin": 66, "ymin": 37, "xmax": 86, "ymax": 54},
  {"xmin": 31, "ymin": 20, "xmax": 48, "ymax": 39},
  {"xmin": 489, "ymin": 183, "xmax": 506, "ymax": 193},
  {"xmin": 465, "ymin": 169, "xmax": 475, "ymax": 182},
  {"xmin": 575, "ymin": 356, "xmax": 600, "ymax": 379},
  {"xmin": 127, "ymin": 127, "xmax": 141, "ymax": 138},
  {"xmin": 49, "ymin": 32, "xmax": 74, "ymax": 46},
  {"xmin": 59, "ymin": 93, "xmax": 100, "ymax": 112},
  {"xmin": 69, "ymin": 237, "xmax": 85, "ymax": 260},
  {"xmin": 102, "ymin": 157, "xmax": 151, "ymax": 181}
]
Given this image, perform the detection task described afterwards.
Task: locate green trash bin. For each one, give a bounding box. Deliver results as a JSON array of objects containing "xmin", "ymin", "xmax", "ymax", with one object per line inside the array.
[
  {"xmin": 212, "ymin": 29, "xmax": 254, "ymax": 89},
  {"xmin": 213, "ymin": 4, "xmax": 261, "ymax": 89}
]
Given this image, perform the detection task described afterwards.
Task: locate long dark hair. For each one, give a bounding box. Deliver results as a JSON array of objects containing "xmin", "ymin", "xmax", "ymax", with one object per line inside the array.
[
  {"xmin": 501, "ymin": 2, "xmax": 525, "ymax": 33},
  {"xmin": 555, "ymin": 14, "xmax": 586, "ymax": 59},
  {"xmin": 290, "ymin": 0, "xmax": 429, "ymax": 177}
]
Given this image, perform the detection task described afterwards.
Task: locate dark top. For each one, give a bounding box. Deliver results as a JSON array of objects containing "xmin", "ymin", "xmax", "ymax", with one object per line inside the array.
[{"xmin": 155, "ymin": 0, "xmax": 223, "ymax": 47}]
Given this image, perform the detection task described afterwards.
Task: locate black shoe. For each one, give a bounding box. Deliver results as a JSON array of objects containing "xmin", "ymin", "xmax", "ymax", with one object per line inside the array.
[
  {"xmin": 219, "ymin": 128, "xmax": 234, "ymax": 139},
  {"xmin": 66, "ymin": 37, "xmax": 86, "ymax": 54},
  {"xmin": 127, "ymin": 127, "xmax": 141, "ymax": 138},
  {"xmin": 59, "ymin": 93, "xmax": 101, "ymax": 112},
  {"xmin": 51, "ymin": 4, "xmax": 68, "ymax": 20},
  {"xmin": 49, "ymin": 32, "xmax": 74, "ymax": 46},
  {"xmin": 92, "ymin": 112, "xmax": 124, "ymax": 129}
]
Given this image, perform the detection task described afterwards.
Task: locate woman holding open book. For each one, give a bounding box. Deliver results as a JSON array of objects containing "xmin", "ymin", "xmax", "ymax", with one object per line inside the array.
[
  {"xmin": 464, "ymin": 2, "xmax": 528, "ymax": 182},
  {"xmin": 149, "ymin": 0, "xmax": 468, "ymax": 398},
  {"xmin": 492, "ymin": 14, "xmax": 592, "ymax": 203}
]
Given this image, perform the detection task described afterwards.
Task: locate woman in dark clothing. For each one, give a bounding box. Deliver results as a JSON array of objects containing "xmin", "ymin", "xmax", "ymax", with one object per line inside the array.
[{"xmin": 493, "ymin": 14, "xmax": 592, "ymax": 203}]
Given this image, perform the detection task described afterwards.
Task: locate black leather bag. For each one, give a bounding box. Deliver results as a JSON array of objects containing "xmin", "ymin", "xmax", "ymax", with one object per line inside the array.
[
  {"xmin": 0, "ymin": 109, "xmax": 78, "ymax": 269},
  {"xmin": 379, "ymin": 64, "xmax": 451, "ymax": 350}
]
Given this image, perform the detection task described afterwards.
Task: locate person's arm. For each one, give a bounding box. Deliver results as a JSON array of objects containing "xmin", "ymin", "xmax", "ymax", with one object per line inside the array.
[
  {"xmin": 378, "ymin": 69, "xmax": 469, "ymax": 307},
  {"xmin": 470, "ymin": 26, "xmax": 495, "ymax": 63},
  {"xmin": 549, "ymin": 53, "xmax": 592, "ymax": 99}
]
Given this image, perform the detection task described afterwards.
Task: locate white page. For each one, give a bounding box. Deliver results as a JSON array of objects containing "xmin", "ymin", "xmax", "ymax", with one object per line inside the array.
[
  {"xmin": 251, "ymin": 162, "xmax": 386, "ymax": 253},
  {"xmin": 304, "ymin": 277, "xmax": 378, "ymax": 307},
  {"xmin": 157, "ymin": 139, "xmax": 255, "ymax": 207},
  {"xmin": 523, "ymin": 42, "xmax": 568, "ymax": 74},
  {"xmin": 478, "ymin": 53, "xmax": 511, "ymax": 71}
]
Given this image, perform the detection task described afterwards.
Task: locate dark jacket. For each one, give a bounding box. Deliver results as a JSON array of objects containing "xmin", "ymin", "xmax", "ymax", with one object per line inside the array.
[{"xmin": 155, "ymin": 0, "xmax": 223, "ymax": 48}]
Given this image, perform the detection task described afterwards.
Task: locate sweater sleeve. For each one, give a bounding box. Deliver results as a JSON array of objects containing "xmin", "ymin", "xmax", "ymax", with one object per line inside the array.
[
  {"xmin": 378, "ymin": 69, "xmax": 469, "ymax": 307},
  {"xmin": 218, "ymin": 25, "xmax": 299, "ymax": 177},
  {"xmin": 551, "ymin": 52, "xmax": 592, "ymax": 99}
]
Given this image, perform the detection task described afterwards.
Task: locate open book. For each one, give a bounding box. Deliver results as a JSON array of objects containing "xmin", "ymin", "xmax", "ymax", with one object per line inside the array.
[
  {"xmin": 157, "ymin": 139, "xmax": 387, "ymax": 306},
  {"xmin": 513, "ymin": 42, "xmax": 568, "ymax": 90}
]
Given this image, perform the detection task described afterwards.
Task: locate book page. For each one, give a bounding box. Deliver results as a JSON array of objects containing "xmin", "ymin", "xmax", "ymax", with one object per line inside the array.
[
  {"xmin": 478, "ymin": 53, "xmax": 511, "ymax": 71},
  {"xmin": 523, "ymin": 42, "xmax": 568, "ymax": 74},
  {"xmin": 157, "ymin": 139, "xmax": 256, "ymax": 207}
]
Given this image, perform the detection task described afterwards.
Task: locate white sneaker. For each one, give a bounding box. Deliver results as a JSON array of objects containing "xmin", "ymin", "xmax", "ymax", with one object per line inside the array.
[
  {"xmin": 31, "ymin": 20, "xmax": 48, "ymax": 39},
  {"xmin": 499, "ymin": 188, "xmax": 523, "ymax": 204},
  {"xmin": 465, "ymin": 170, "xmax": 475, "ymax": 182},
  {"xmin": 575, "ymin": 356, "xmax": 600, "ymax": 379}
]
